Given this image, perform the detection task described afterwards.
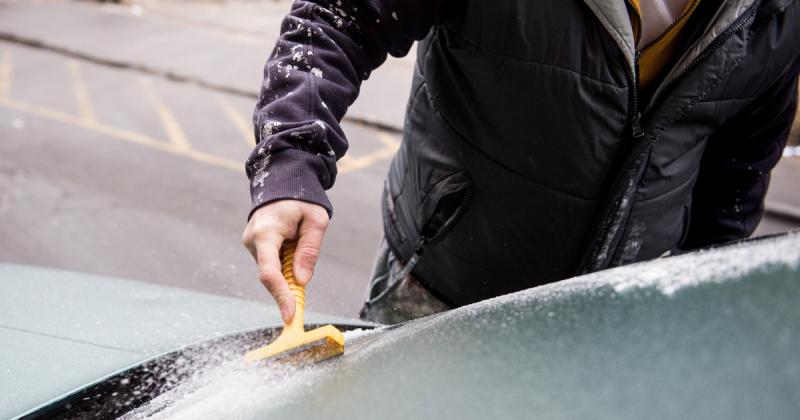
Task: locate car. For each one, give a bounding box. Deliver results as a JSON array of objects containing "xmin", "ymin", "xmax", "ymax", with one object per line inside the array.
[{"xmin": 4, "ymin": 231, "xmax": 799, "ymax": 419}]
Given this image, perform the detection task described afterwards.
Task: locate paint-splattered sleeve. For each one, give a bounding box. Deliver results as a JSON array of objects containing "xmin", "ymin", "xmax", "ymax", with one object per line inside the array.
[{"xmin": 246, "ymin": 0, "xmax": 453, "ymax": 219}]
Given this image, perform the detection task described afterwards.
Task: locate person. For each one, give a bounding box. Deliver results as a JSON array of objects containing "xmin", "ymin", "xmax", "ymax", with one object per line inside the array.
[{"xmin": 241, "ymin": 0, "xmax": 800, "ymax": 325}]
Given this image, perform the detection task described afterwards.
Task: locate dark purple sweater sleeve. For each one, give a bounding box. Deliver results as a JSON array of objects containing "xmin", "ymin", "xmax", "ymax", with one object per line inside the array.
[
  {"xmin": 245, "ymin": 0, "xmax": 453, "ymax": 219},
  {"xmin": 682, "ymin": 65, "xmax": 799, "ymax": 249}
]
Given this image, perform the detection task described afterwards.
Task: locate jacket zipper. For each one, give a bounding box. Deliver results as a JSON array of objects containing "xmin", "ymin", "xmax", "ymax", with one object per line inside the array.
[
  {"xmin": 625, "ymin": 0, "xmax": 645, "ymax": 140},
  {"xmin": 579, "ymin": 1, "xmax": 759, "ymax": 274},
  {"xmin": 631, "ymin": 51, "xmax": 644, "ymax": 139}
]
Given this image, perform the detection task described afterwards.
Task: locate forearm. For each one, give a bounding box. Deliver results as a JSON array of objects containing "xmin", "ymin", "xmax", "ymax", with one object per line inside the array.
[{"xmin": 246, "ymin": 0, "xmax": 453, "ymax": 219}]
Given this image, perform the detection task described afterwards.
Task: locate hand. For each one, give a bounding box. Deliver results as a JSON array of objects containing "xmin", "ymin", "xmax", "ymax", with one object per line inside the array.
[{"xmin": 242, "ymin": 200, "xmax": 329, "ymax": 323}]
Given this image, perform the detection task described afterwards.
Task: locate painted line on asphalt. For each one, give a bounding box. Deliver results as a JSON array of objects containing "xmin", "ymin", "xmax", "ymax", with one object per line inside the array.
[
  {"xmin": 0, "ymin": 96, "xmax": 243, "ymax": 172},
  {"xmin": 0, "ymin": 32, "xmax": 403, "ymax": 134},
  {"xmin": 214, "ymin": 95, "xmax": 256, "ymax": 148},
  {"xmin": 138, "ymin": 76, "xmax": 192, "ymax": 151},
  {"xmin": 0, "ymin": 47, "xmax": 11, "ymax": 97},
  {"xmin": 67, "ymin": 60, "xmax": 96, "ymax": 122}
]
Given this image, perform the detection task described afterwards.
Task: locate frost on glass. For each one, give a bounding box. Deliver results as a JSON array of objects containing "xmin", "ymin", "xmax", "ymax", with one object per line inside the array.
[{"xmin": 127, "ymin": 233, "xmax": 800, "ymax": 419}]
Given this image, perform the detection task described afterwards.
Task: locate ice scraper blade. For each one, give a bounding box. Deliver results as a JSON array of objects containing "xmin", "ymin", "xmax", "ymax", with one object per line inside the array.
[{"xmin": 244, "ymin": 242, "xmax": 345, "ymax": 365}]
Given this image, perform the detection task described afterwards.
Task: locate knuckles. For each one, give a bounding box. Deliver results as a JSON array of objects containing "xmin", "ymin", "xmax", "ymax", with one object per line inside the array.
[{"xmin": 295, "ymin": 246, "xmax": 319, "ymax": 266}]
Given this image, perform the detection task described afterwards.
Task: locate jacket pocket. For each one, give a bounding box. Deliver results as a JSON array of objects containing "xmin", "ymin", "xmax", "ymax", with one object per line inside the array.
[{"xmin": 420, "ymin": 171, "xmax": 473, "ymax": 244}]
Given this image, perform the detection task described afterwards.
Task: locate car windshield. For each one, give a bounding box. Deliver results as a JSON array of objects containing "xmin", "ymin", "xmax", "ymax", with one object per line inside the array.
[{"xmin": 28, "ymin": 233, "xmax": 800, "ymax": 420}]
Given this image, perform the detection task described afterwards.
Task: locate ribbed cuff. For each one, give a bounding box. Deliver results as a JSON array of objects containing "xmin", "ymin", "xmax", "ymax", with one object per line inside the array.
[{"xmin": 248, "ymin": 149, "xmax": 333, "ymax": 220}]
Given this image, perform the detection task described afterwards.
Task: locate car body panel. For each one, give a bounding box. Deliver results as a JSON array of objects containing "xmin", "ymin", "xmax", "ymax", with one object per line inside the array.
[{"xmin": 0, "ymin": 264, "xmax": 370, "ymax": 419}]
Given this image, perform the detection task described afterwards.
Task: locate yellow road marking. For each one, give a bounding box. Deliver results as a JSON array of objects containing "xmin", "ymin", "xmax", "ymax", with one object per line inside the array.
[
  {"xmin": 138, "ymin": 76, "xmax": 192, "ymax": 151},
  {"xmin": 0, "ymin": 96, "xmax": 242, "ymax": 172},
  {"xmin": 214, "ymin": 95, "xmax": 256, "ymax": 147},
  {"xmin": 67, "ymin": 61, "xmax": 96, "ymax": 122},
  {"xmin": 338, "ymin": 131, "xmax": 400, "ymax": 174},
  {"xmin": 0, "ymin": 48, "xmax": 11, "ymax": 98}
]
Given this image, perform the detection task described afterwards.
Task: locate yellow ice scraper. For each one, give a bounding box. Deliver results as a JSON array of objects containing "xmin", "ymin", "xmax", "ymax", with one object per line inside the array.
[{"xmin": 244, "ymin": 241, "xmax": 345, "ymax": 364}]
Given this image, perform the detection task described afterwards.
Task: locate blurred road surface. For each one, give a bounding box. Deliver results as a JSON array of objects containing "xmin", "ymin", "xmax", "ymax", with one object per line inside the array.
[
  {"xmin": 0, "ymin": 0, "xmax": 797, "ymax": 318},
  {"xmin": 0, "ymin": 39, "xmax": 393, "ymax": 317}
]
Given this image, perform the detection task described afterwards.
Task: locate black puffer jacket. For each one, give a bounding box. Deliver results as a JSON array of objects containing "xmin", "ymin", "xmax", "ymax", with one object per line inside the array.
[{"xmin": 247, "ymin": 0, "xmax": 800, "ymax": 306}]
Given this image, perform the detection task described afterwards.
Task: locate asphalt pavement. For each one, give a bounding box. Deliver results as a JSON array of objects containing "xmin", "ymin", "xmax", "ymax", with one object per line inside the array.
[
  {"xmin": 0, "ymin": 0, "xmax": 798, "ymax": 318},
  {"xmin": 0, "ymin": 37, "xmax": 395, "ymax": 317}
]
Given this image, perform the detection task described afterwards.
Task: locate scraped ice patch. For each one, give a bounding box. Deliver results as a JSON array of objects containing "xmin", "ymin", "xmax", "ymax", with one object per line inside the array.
[
  {"xmin": 124, "ymin": 359, "xmax": 319, "ymax": 419},
  {"xmin": 120, "ymin": 327, "xmax": 384, "ymax": 419},
  {"xmin": 343, "ymin": 327, "xmax": 383, "ymax": 341}
]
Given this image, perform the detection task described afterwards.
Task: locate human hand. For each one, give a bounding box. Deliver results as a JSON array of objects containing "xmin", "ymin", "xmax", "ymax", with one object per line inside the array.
[{"xmin": 242, "ymin": 200, "xmax": 329, "ymax": 323}]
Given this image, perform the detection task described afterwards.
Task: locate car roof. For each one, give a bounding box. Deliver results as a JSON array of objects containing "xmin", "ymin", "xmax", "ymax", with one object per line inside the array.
[{"xmin": 0, "ymin": 264, "xmax": 366, "ymax": 419}]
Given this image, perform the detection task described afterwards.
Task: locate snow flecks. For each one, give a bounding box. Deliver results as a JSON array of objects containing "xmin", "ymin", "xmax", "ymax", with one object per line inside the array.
[
  {"xmin": 262, "ymin": 121, "xmax": 282, "ymax": 138},
  {"xmin": 252, "ymin": 171, "xmax": 270, "ymax": 188},
  {"xmin": 290, "ymin": 128, "xmax": 316, "ymax": 140},
  {"xmin": 282, "ymin": 63, "xmax": 299, "ymax": 78},
  {"xmin": 321, "ymin": 100, "xmax": 328, "ymax": 109},
  {"xmin": 392, "ymin": 11, "xmax": 398, "ymax": 20},
  {"xmin": 310, "ymin": 67, "xmax": 323, "ymax": 78}
]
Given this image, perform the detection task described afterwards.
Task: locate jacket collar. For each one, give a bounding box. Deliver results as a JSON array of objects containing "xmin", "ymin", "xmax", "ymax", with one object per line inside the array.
[
  {"xmin": 582, "ymin": 0, "xmax": 757, "ymax": 87},
  {"xmin": 582, "ymin": 0, "xmax": 637, "ymax": 74},
  {"xmin": 655, "ymin": 0, "xmax": 758, "ymax": 95}
]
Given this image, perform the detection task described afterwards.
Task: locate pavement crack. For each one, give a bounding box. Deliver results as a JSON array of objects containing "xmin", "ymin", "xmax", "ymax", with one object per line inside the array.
[{"xmin": 0, "ymin": 31, "xmax": 402, "ymax": 134}]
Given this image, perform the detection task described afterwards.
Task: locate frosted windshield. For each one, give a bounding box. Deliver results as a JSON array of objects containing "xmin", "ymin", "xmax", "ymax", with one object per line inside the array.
[{"xmin": 126, "ymin": 233, "xmax": 800, "ymax": 419}]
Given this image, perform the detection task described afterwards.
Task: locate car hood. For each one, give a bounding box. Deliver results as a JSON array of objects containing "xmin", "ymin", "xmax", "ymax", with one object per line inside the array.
[{"xmin": 0, "ymin": 264, "xmax": 369, "ymax": 419}]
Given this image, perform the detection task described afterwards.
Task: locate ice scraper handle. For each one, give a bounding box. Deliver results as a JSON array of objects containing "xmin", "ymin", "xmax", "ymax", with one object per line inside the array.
[
  {"xmin": 281, "ymin": 241, "xmax": 306, "ymax": 334},
  {"xmin": 243, "ymin": 240, "xmax": 344, "ymax": 364}
]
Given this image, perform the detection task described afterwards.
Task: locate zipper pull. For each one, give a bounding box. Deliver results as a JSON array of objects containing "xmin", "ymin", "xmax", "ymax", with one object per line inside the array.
[
  {"xmin": 632, "ymin": 112, "xmax": 644, "ymax": 139},
  {"xmin": 395, "ymin": 237, "xmax": 426, "ymax": 280}
]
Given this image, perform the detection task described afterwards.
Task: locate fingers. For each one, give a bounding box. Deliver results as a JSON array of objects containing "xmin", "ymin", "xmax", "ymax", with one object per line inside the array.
[
  {"xmin": 293, "ymin": 208, "xmax": 329, "ymax": 286},
  {"xmin": 255, "ymin": 234, "xmax": 295, "ymax": 323},
  {"xmin": 241, "ymin": 200, "xmax": 330, "ymax": 323}
]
